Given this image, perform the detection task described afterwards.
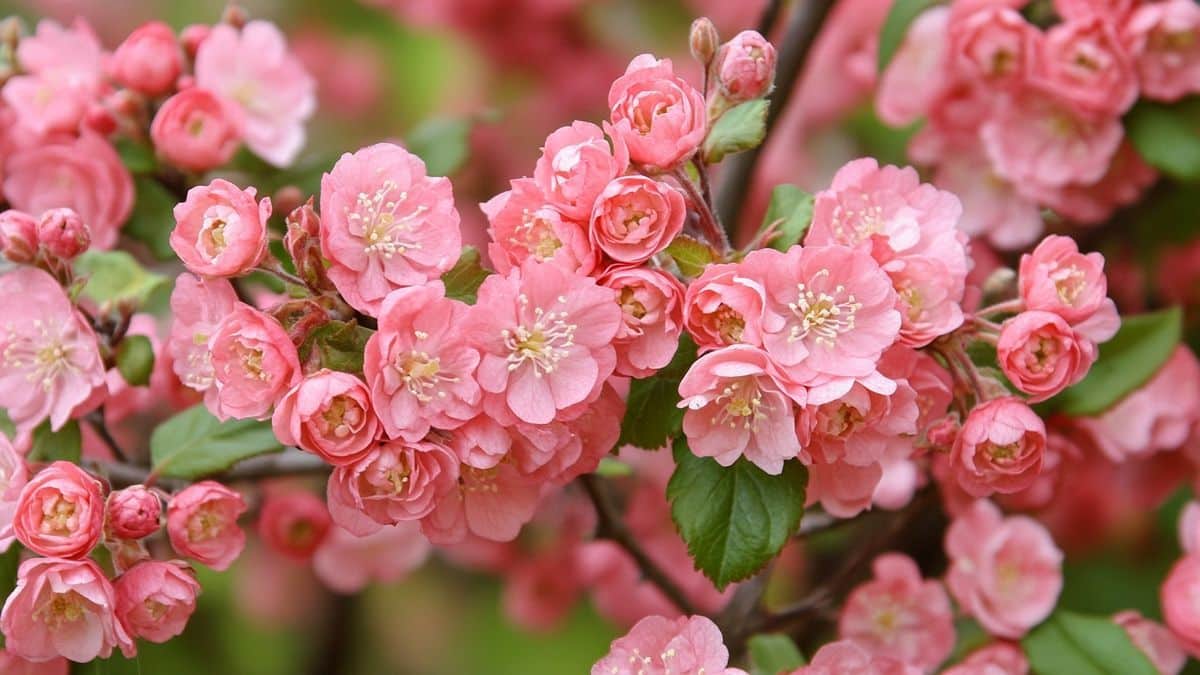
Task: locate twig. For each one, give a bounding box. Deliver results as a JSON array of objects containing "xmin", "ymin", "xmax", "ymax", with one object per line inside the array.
[
  {"xmin": 756, "ymin": 0, "xmax": 786, "ymax": 36},
  {"xmin": 86, "ymin": 411, "xmax": 128, "ymax": 464},
  {"xmin": 672, "ymin": 166, "xmax": 729, "ymax": 253},
  {"xmin": 99, "ymin": 447, "xmax": 329, "ymax": 490}
]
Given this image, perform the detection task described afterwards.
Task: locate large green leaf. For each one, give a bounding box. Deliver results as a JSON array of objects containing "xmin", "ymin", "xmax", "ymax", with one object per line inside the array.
[
  {"xmin": 75, "ymin": 250, "xmax": 168, "ymax": 306},
  {"xmin": 406, "ymin": 117, "xmax": 471, "ymax": 177},
  {"xmin": 703, "ymin": 100, "xmax": 768, "ymax": 164},
  {"xmin": 115, "ymin": 334, "xmax": 155, "ymax": 387},
  {"xmin": 664, "ymin": 235, "xmax": 719, "ymax": 277},
  {"xmin": 299, "ymin": 320, "xmax": 374, "ymax": 374},
  {"xmin": 618, "ymin": 335, "xmax": 698, "ymax": 449},
  {"xmin": 749, "ymin": 634, "xmax": 806, "ymax": 675},
  {"xmin": 667, "ymin": 440, "xmax": 807, "ymax": 589},
  {"xmin": 761, "ymin": 184, "xmax": 814, "ymax": 252},
  {"xmin": 150, "ymin": 405, "xmax": 283, "ymax": 479},
  {"xmin": 877, "ymin": 0, "xmax": 938, "ymax": 73},
  {"xmin": 123, "ymin": 176, "xmax": 178, "ymax": 260},
  {"xmin": 442, "ymin": 246, "xmax": 491, "ymax": 304},
  {"xmin": 29, "ymin": 420, "xmax": 81, "ymax": 463},
  {"xmin": 1126, "ymin": 99, "xmax": 1200, "ymax": 182},
  {"xmin": 1022, "ymin": 610, "xmax": 1158, "ymax": 675}
]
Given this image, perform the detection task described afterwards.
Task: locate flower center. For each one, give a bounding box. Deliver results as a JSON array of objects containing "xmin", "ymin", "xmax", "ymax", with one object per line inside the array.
[
  {"xmin": 1052, "ymin": 264, "xmax": 1087, "ymax": 305},
  {"xmin": 351, "ymin": 180, "xmax": 427, "ymax": 258},
  {"xmin": 619, "ymin": 287, "xmax": 647, "ymax": 320},
  {"xmin": 713, "ymin": 304, "xmax": 745, "ymax": 344},
  {"xmin": 36, "ymin": 591, "xmax": 86, "ymax": 627},
  {"xmin": 831, "ymin": 195, "xmax": 885, "ymax": 244},
  {"xmin": 233, "ymin": 341, "xmax": 269, "ymax": 382},
  {"xmin": 198, "ymin": 205, "xmax": 238, "ymax": 261},
  {"xmin": 787, "ymin": 270, "xmax": 862, "ymax": 347},
  {"xmin": 320, "ymin": 394, "xmax": 365, "ymax": 438},
  {"xmin": 187, "ymin": 506, "xmax": 226, "ymax": 542},
  {"xmin": 714, "ymin": 378, "xmax": 768, "ymax": 431},
  {"xmin": 502, "ymin": 295, "xmax": 577, "ymax": 377},
  {"xmin": 41, "ymin": 494, "xmax": 78, "ymax": 536},
  {"xmin": 512, "ymin": 209, "xmax": 563, "ymax": 261},
  {"xmin": 3, "ymin": 319, "xmax": 79, "ymax": 392},
  {"xmin": 393, "ymin": 335, "xmax": 459, "ymax": 403}
]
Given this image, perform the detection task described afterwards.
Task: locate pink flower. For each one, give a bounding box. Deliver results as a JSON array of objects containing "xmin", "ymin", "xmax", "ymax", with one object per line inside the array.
[
  {"xmin": 792, "ymin": 639, "xmax": 922, "ymax": 675},
  {"xmin": 1055, "ymin": 0, "xmax": 1137, "ymax": 22},
  {"xmin": 1162, "ymin": 554, "xmax": 1200, "ymax": 657},
  {"xmin": 4, "ymin": 132, "xmax": 133, "ymax": 250},
  {"xmin": 1038, "ymin": 15, "xmax": 1138, "ymax": 115},
  {"xmin": 0, "ymin": 650, "xmax": 67, "ymax": 675},
  {"xmin": 467, "ymin": 261, "xmax": 620, "ymax": 425},
  {"xmin": 167, "ymin": 273, "xmax": 238, "ymax": 398},
  {"xmin": 319, "ymin": 143, "xmax": 462, "ymax": 316},
  {"xmin": 421, "ymin": 462, "xmax": 542, "ymax": 543},
  {"xmin": 13, "ymin": 461, "xmax": 103, "ymax": 559},
  {"xmin": 0, "ymin": 557, "xmax": 133, "ymax": 663},
  {"xmin": 327, "ymin": 439, "xmax": 459, "ymax": 535},
  {"xmin": 166, "ymin": 481, "xmax": 248, "ymax": 571},
  {"xmin": 930, "ymin": 142, "xmax": 1043, "ymax": 250},
  {"xmin": 716, "ymin": 30, "xmax": 777, "ymax": 103},
  {"xmin": 807, "ymin": 459, "xmax": 884, "ymax": 519},
  {"xmin": 151, "ymin": 88, "xmax": 244, "ymax": 173},
  {"xmin": 592, "ymin": 615, "xmax": 748, "ymax": 675},
  {"xmin": 998, "ymin": 311, "xmax": 1096, "ymax": 402},
  {"xmin": 598, "ymin": 267, "xmax": 686, "ymax": 378},
  {"xmin": 1124, "ymin": 0, "xmax": 1200, "ymax": 102},
  {"xmin": 108, "ymin": 21, "xmax": 182, "ymax": 96},
  {"xmin": 838, "ymin": 553, "xmax": 955, "ymax": 670},
  {"xmin": 945, "ymin": 500, "xmax": 1063, "ymax": 638},
  {"xmin": 1182, "ymin": 501, "xmax": 1200, "ymax": 554},
  {"xmin": 608, "ymin": 55, "xmax": 707, "ymax": 169},
  {"xmin": 257, "ymin": 489, "xmax": 331, "ymax": 561},
  {"xmin": 312, "ymin": 522, "xmax": 431, "ymax": 594},
  {"xmin": 0, "ymin": 435, "xmax": 28, "ymax": 552},
  {"xmin": 683, "ymin": 263, "xmax": 767, "ymax": 351},
  {"xmin": 679, "ymin": 345, "xmax": 806, "ymax": 475},
  {"xmin": 1114, "ymin": 610, "xmax": 1186, "ymax": 675},
  {"xmin": 1019, "ymin": 235, "xmax": 1112, "ymax": 325},
  {"xmin": 941, "ymin": 642, "xmax": 1029, "ymax": 675},
  {"xmin": 533, "ymin": 121, "xmax": 629, "ymax": 221},
  {"xmin": 876, "ymin": 6, "xmax": 950, "ymax": 127},
  {"xmin": 799, "ymin": 375, "xmax": 917, "ymax": 473},
  {"xmin": 952, "ymin": 397, "xmax": 1046, "ymax": 497},
  {"xmin": 16, "ymin": 19, "xmax": 105, "ymax": 83},
  {"xmin": 208, "ymin": 304, "xmax": 301, "ymax": 420},
  {"xmin": 36, "ymin": 208, "xmax": 89, "ymax": 261},
  {"xmin": 0, "ymin": 268, "xmax": 105, "ymax": 433},
  {"xmin": 0, "ymin": 210, "xmax": 39, "ymax": 263},
  {"xmin": 482, "ymin": 178, "xmax": 598, "ymax": 275},
  {"xmin": 362, "ymin": 283, "xmax": 481, "ymax": 441},
  {"xmin": 589, "ymin": 175, "xmax": 685, "ymax": 264},
  {"xmin": 949, "ymin": 5, "xmax": 1040, "ymax": 85},
  {"xmin": 170, "ymin": 179, "xmax": 270, "ymax": 277},
  {"xmin": 272, "ymin": 369, "xmax": 380, "ymax": 465},
  {"xmin": 106, "ymin": 485, "xmax": 161, "ymax": 540},
  {"xmin": 1, "ymin": 74, "xmax": 92, "ymax": 137},
  {"xmin": 113, "ymin": 560, "xmax": 200, "ymax": 643},
  {"xmin": 1022, "ymin": 141, "xmax": 1157, "ymax": 226},
  {"xmin": 193, "ymin": 21, "xmax": 315, "ymax": 167}
]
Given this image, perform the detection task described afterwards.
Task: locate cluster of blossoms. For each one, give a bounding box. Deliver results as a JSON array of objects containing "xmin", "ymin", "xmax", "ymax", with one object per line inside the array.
[{"xmin": 878, "ymin": 0, "xmax": 1200, "ymax": 249}]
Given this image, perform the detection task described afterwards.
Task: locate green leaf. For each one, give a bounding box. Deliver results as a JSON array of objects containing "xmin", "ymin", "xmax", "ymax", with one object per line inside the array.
[
  {"xmin": 114, "ymin": 137, "xmax": 157, "ymax": 174},
  {"xmin": 406, "ymin": 117, "xmax": 471, "ymax": 176},
  {"xmin": 115, "ymin": 335, "xmax": 155, "ymax": 387},
  {"xmin": 442, "ymin": 246, "xmax": 491, "ymax": 304},
  {"xmin": 667, "ymin": 439, "xmax": 807, "ymax": 589},
  {"xmin": 1126, "ymin": 99, "xmax": 1200, "ymax": 182},
  {"xmin": 664, "ymin": 235, "xmax": 719, "ymax": 277},
  {"xmin": 75, "ymin": 250, "xmax": 167, "ymax": 307},
  {"xmin": 761, "ymin": 184, "xmax": 814, "ymax": 252},
  {"xmin": 703, "ymin": 99, "xmax": 768, "ymax": 164},
  {"xmin": 29, "ymin": 419, "xmax": 82, "ymax": 463},
  {"xmin": 618, "ymin": 335, "xmax": 698, "ymax": 449},
  {"xmin": 878, "ymin": 0, "xmax": 938, "ymax": 73},
  {"xmin": 0, "ymin": 409, "xmax": 14, "ymax": 441},
  {"xmin": 596, "ymin": 457, "xmax": 633, "ymax": 477},
  {"xmin": 1022, "ymin": 610, "xmax": 1158, "ymax": 675},
  {"xmin": 749, "ymin": 634, "xmax": 806, "ymax": 675},
  {"xmin": 299, "ymin": 320, "xmax": 374, "ymax": 374},
  {"xmin": 1047, "ymin": 307, "xmax": 1181, "ymax": 416},
  {"xmin": 123, "ymin": 176, "xmax": 178, "ymax": 260},
  {"xmin": 150, "ymin": 404, "xmax": 283, "ymax": 479}
]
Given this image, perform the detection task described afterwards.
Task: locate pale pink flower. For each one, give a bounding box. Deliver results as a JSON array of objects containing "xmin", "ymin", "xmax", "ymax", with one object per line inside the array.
[
  {"xmin": 945, "ymin": 500, "xmax": 1063, "ymax": 638},
  {"xmin": 193, "ymin": 21, "xmax": 315, "ymax": 167},
  {"xmin": 608, "ymin": 55, "xmax": 707, "ymax": 169},
  {"xmin": 105, "ymin": 485, "xmax": 161, "ymax": 540},
  {"xmin": 421, "ymin": 462, "xmax": 542, "ymax": 543},
  {"xmin": 683, "ymin": 263, "xmax": 767, "ymax": 352},
  {"xmin": 170, "ymin": 179, "xmax": 271, "ymax": 277},
  {"xmin": 2, "ymin": 74, "xmax": 93, "ymax": 136},
  {"xmin": 208, "ymin": 304, "xmax": 301, "ymax": 420},
  {"xmin": 598, "ymin": 267, "xmax": 687, "ymax": 378},
  {"xmin": 362, "ymin": 283, "xmax": 481, "ymax": 441},
  {"xmin": 716, "ymin": 30, "xmax": 777, "ymax": 103},
  {"xmin": 327, "ymin": 439, "xmax": 459, "ymax": 535},
  {"xmin": 1162, "ymin": 554, "xmax": 1200, "ymax": 657},
  {"xmin": 0, "ymin": 209, "xmax": 39, "ymax": 263},
  {"xmin": 108, "ymin": 21, "xmax": 182, "ymax": 97},
  {"xmin": 792, "ymin": 639, "xmax": 922, "ymax": 675},
  {"xmin": 589, "ymin": 175, "xmax": 685, "ymax": 264},
  {"xmin": 272, "ymin": 369, "xmax": 380, "ymax": 466},
  {"xmin": 1124, "ymin": 0, "xmax": 1200, "ymax": 102},
  {"xmin": 0, "ymin": 435, "xmax": 28, "ymax": 552},
  {"xmin": 952, "ymin": 397, "xmax": 1046, "ymax": 497},
  {"xmin": 319, "ymin": 143, "xmax": 462, "ymax": 316},
  {"xmin": 166, "ymin": 481, "xmax": 248, "ymax": 571},
  {"xmin": 0, "ymin": 557, "xmax": 133, "ymax": 663},
  {"xmin": 592, "ymin": 615, "xmax": 748, "ymax": 675},
  {"xmin": 312, "ymin": 522, "xmax": 431, "ymax": 594},
  {"xmin": 256, "ymin": 489, "xmax": 331, "ymax": 561},
  {"xmin": 799, "ymin": 376, "xmax": 917, "ymax": 470},
  {"xmin": 1019, "ymin": 235, "xmax": 1111, "ymax": 325},
  {"xmin": 533, "ymin": 121, "xmax": 629, "ymax": 221},
  {"xmin": 949, "ymin": 4, "xmax": 1041, "ymax": 85},
  {"xmin": 0, "ymin": 268, "xmax": 106, "ymax": 432},
  {"xmin": 876, "ymin": 6, "xmax": 950, "ymax": 127},
  {"xmin": 941, "ymin": 642, "xmax": 1029, "ymax": 675},
  {"xmin": 998, "ymin": 311, "xmax": 1096, "ymax": 402},
  {"xmin": 467, "ymin": 261, "xmax": 620, "ymax": 425},
  {"xmin": 483, "ymin": 178, "xmax": 598, "ymax": 275},
  {"xmin": 13, "ymin": 461, "xmax": 103, "ymax": 559},
  {"xmin": 113, "ymin": 560, "xmax": 201, "ymax": 644},
  {"xmin": 167, "ymin": 273, "xmax": 238, "ymax": 398},
  {"xmin": 930, "ymin": 141, "xmax": 1043, "ymax": 251},
  {"xmin": 807, "ymin": 459, "xmax": 884, "ymax": 518},
  {"xmin": 151, "ymin": 88, "xmax": 244, "ymax": 173},
  {"xmin": 1038, "ymin": 15, "xmax": 1138, "ymax": 115},
  {"xmin": 1114, "ymin": 610, "xmax": 1186, "ymax": 675},
  {"xmin": 0, "ymin": 650, "xmax": 68, "ymax": 675},
  {"xmin": 16, "ymin": 19, "xmax": 104, "ymax": 82}
]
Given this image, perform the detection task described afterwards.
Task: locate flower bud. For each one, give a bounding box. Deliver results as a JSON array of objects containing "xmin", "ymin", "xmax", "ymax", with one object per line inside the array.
[
  {"xmin": 220, "ymin": 5, "xmax": 248, "ymax": 29},
  {"xmin": 0, "ymin": 210, "xmax": 39, "ymax": 263},
  {"xmin": 179, "ymin": 24, "xmax": 211, "ymax": 60},
  {"xmin": 106, "ymin": 485, "xmax": 162, "ymax": 540},
  {"xmin": 689, "ymin": 17, "xmax": 719, "ymax": 66},
  {"xmin": 716, "ymin": 30, "xmax": 777, "ymax": 103},
  {"xmin": 37, "ymin": 208, "xmax": 90, "ymax": 260},
  {"xmin": 109, "ymin": 21, "xmax": 183, "ymax": 97},
  {"xmin": 285, "ymin": 199, "xmax": 332, "ymax": 291},
  {"xmin": 82, "ymin": 103, "xmax": 118, "ymax": 135}
]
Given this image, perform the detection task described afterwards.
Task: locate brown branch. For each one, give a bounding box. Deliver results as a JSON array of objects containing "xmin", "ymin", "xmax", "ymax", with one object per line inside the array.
[
  {"xmin": 672, "ymin": 167, "xmax": 729, "ymax": 253},
  {"xmin": 96, "ymin": 447, "xmax": 329, "ymax": 490},
  {"xmin": 86, "ymin": 410, "xmax": 129, "ymax": 464}
]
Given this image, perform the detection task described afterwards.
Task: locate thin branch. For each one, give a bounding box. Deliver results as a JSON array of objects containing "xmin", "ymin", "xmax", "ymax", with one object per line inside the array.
[
  {"xmin": 98, "ymin": 447, "xmax": 329, "ymax": 490},
  {"xmin": 756, "ymin": 0, "xmax": 786, "ymax": 36},
  {"xmin": 86, "ymin": 411, "xmax": 128, "ymax": 464},
  {"xmin": 672, "ymin": 167, "xmax": 729, "ymax": 253}
]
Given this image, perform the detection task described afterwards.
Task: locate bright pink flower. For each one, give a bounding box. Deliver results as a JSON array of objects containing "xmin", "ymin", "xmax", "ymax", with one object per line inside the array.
[
  {"xmin": 36, "ymin": 208, "xmax": 89, "ymax": 261},
  {"xmin": 106, "ymin": 485, "xmax": 161, "ymax": 540},
  {"xmin": 166, "ymin": 481, "xmax": 248, "ymax": 571},
  {"xmin": 592, "ymin": 615, "xmax": 748, "ymax": 675},
  {"xmin": 876, "ymin": 6, "xmax": 950, "ymax": 127},
  {"xmin": 421, "ymin": 461, "xmax": 541, "ymax": 543},
  {"xmin": 467, "ymin": 261, "xmax": 620, "ymax": 425},
  {"xmin": 483, "ymin": 178, "xmax": 598, "ymax": 275},
  {"xmin": 170, "ymin": 179, "xmax": 270, "ymax": 277},
  {"xmin": 0, "ymin": 268, "xmax": 105, "ymax": 432},
  {"xmin": 941, "ymin": 642, "xmax": 1029, "ymax": 675},
  {"xmin": 1019, "ymin": 235, "xmax": 1111, "ymax": 326},
  {"xmin": 0, "ymin": 650, "xmax": 67, "ymax": 675},
  {"xmin": 151, "ymin": 88, "xmax": 244, "ymax": 173},
  {"xmin": 0, "ymin": 557, "xmax": 133, "ymax": 663},
  {"xmin": 0, "ymin": 210, "xmax": 39, "ymax": 263},
  {"xmin": 945, "ymin": 500, "xmax": 1063, "ymax": 638},
  {"xmin": 1162, "ymin": 554, "xmax": 1200, "ymax": 657},
  {"xmin": 799, "ymin": 375, "xmax": 917, "ymax": 469},
  {"xmin": 807, "ymin": 459, "xmax": 884, "ymax": 518},
  {"xmin": 113, "ymin": 560, "xmax": 200, "ymax": 644},
  {"xmin": 1038, "ymin": 15, "xmax": 1138, "ymax": 115},
  {"xmin": 838, "ymin": 553, "xmax": 954, "ymax": 670},
  {"xmin": 1114, "ymin": 610, "xmax": 1186, "ymax": 675},
  {"xmin": 13, "ymin": 461, "xmax": 103, "ymax": 559},
  {"xmin": 952, "ymin": 397, "xmax": 1046, "ymax": 497},
  {"xmin": 167, "ymin": 273, "xmax": 238, "ymax": 398},
  {"xmin": 598, "ymin": 267, "xmax": 687, "ymax": 378},
  {"xmin": 4, "ymin": 132, "xmax": 133, "ymax": 250},
  {"xmin": 312, "ymin": 522, "xmax": 431, "ymax": 594},
  {"xmin": 949, "ymin": 5, "xmax": 1041, "ymax": 85},
  {"xmin": 792, "ymin": 639, "xmax": 922, "ymax": 675},
  {"xmin": 683, "ymin": 263, "xmax": 767, "ymax": 351},
  {"xmin": 608, "ymin": 55, "xmax": 707, "ymax": 169},
  {"xmin": 716, "ymin": 30, "xmax": 777, "ymax": 103},
  {"xmin": 997, "ymin": 311, "xmax": 1096, "ymax": 402},
  {"xmin": 319, "ymin": 143, "xmax": 462, "ymax": 316},
  {"xmin": 533, "ymin": 121, "xmax": 629, "ymax": 221},
  {"xmin": 108, "ymin": 21, "xmax": 182, "ymax": 96},
  {"xmin": 679, "ymin": 345, "xmax": 806, "ymax": 475},
  {"xmin": 193, "ymin": 21, "xmax": 315, "ymax": 167},
  {"xmin": 272, "ymin": 369, "xmax": 379, "ymax": 465},
  {"xmin": 589, "ymin": 175, "xmax": 685, "ymax": 264},
  {"xmin": 327, "ymin": 439, "xmax": 459, "ymax": 535},
  {"xmin": 257, "ymin": 489, "xmax": 331, "ymax": 561},
  {"xmin": 362, "ymin": 283, "xmax": 481, "ymax": 441},
  {"xmin": 207, "ymin": 304, "xmax": 301, "ymax": 420},
  {"xmin": 1124, "ymin": 0, "xmax": 1200, "ymax": 102}
]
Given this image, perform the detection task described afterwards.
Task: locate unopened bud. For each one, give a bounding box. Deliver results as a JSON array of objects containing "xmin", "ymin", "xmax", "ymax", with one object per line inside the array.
[
  {"xmin": 106, "ymin": 485, "xmax": 162, "ymax": 540},
  {"xmin": 82, "ymin": 103, "xmax": 117, "ymax": 135},
  {"xmin": 0, "ymin": 210, "xmax": 38, "ymax": 263},
  {"xmin": 689, "ymin": 17, "xmax": 719, "ymax": 67},
  {"xmin": 285, "ymin": 199, "xmax": 333, "ymax": 292},
  {"xmin": 179, "ymin": 24, "xmax": 211, "ymax": 60},
  {"xmin": 220, "ymin": 5, "xmax": 248, "ymax": 29},
  {"xmin": 716, "ymin": 30, "xmax": 777, "ymax": 103},
  {"xmin": 37, "ymin": 208, "xmax": 90, "ymax": 260}
]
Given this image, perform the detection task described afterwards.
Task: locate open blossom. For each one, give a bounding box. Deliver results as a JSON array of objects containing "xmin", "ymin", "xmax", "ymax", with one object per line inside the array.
[
  {"xmin": 312, "ymin": 522, "xmax": 431, "ymax": 594},
  {"xmin": 327, "ymin": 439, "xmax": 459, "ymax": 535},
  {"xmin": 151, "ymin": 88, "xmax": 244, "ymax": 173},
  {"xmin": 608, "ymin": 55, "xmax": 707, "ymax": 169},
  {"xmin": 363, "ymin": 283, "xmax": 480, "ymax": 441},
  {"xmin": 106, "ymin": 485, "xmax": 161, "ymax": 540},
  {"xmin": 793, "ymin": 640, "xmax": 922, "ymax": 675},
  {"xmin": 683, "ymin": 263, "xmax": 766, "ymax": 351},
  {"xmin": 997, "ymin": 311, "xmax": 1095, "ymax": 402},
  {"xmin": 716, "ymin": 30, "xmax": 777, "ymax": 103},
  {"xmin": 838, "ymin": 553, "xmax": 954, "ymax": 670},
  {"xmin": 257, "ymin": 490, "xmax": 331, "ymax": 561},
  {"xmin": 167, "ymin": 273, "xmax": 238, "ymax": 397},
  {"xmin": 679, "ymin": 345, "xmax": 806, "ymax": 475},
  {"xmin": 208, "ymin": 304, "xmax": 301, "ymax": 421},
  {"xmin": 941, "ymin": 643, "xmax": 1029, "ymax": 675},
  {"xmin": 948, "ymin": 4, "xmax": 1040, "ymax": 85},
  {"xmin": 0, "ymin": 210, "xmax": 39, "ymax": 263},
  {"xmin": 0, "ymin": 268, "xmax": 106, "ymax": 432},
  {"xmin": 194, "ymin": 21, "xmax": 315, "ymax": 167},
  {"xmin": 272, "ymin": 369, "xmax": 379, "ymax": 465},
  {"xmin": 483, "ymin": 178, "xmax": 597, "ymax": 275},
  {"xmin": 13, "ymin": 462, "xmax": 103, "ymax": 559},
  {"xmin": 1124, "ymin": 0, "xmax": 1200, "ymax": 102},
  {"xmin": 1018, "ymin": 235, "xmax": 1111, "ymax": 325},
  {"xmin": 0, "ymin": 558, "xmax": 134, "ymax": 663},
  {"xmin": 1039, "ymin": 15, "xmax": 1138, "ymax": 115},
  {"xmin": 592, "ymin": 615, "xmax": 748, "ymax": 675},
  {"xmin": 166, "ymin": 481, "xmax": 248, "ymax": 571},
  {"xmin": 589, "ymin": 175, "xmax": 685, "ymax": 264},
  {"xmin": 319, "ymin": 143, "xmax": 462, "ymax": 316},
  {"xmin": 108, "ymin": 21, "xmax": 182, "ymax": 96},
  {"xmin": 1114, "ymin": 610, "xmax": 1186, "ymax": 675},
  {"xmin": 114, "ymin": 561, "xmax": 201, "ymax": 644},
  {"xmin": 170, "ymin": 179, "xmax": 271, "ymax": 277},
  {"xmin": 2, "ymin": 71, "xmax": 92, "ymax": 136},
  {"xmin": 946, "ymin": 500, "xmax": 1063, "ymax": 638},
  {"xmin": 467, "ymin": 261, "xmax": 620, "ymax": 425},
  {"xmin": 533, "ymin": 121, "xmax": 629, "ymax": 221},
  {"xmin": 952, "ymin": 397, "xmax": 1046, "ymax": 497},
  {"xmin": 598, "ymin": 267, "xmax": 686, "ymax": 378},
  {"xmin": 1162, "ymin": 554, "xmax": 1200, "ymax": 657},
  {"xmin": 421, "ymin": 461, "xmax": 542, "ymax": 544}
]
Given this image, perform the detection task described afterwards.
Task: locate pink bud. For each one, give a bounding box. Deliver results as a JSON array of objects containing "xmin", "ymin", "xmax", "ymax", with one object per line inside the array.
[
  {"xmin": 689, "ymin": 17, "xmax": 719, "ymax": 66},
  {"xmin": 716, "ymin": 30, "xmax": 777, "ymax": 103},
  {"xmin": 926, "ymin": 415, "xmax": 960, "ymax": 452},
  {"xmin": 106, "ymin": 485, "xmax": 162, "ymax": 540},
  {"xmin": 109, "ymin": 21, "xmax": 183, "ymax": 97},
  {"xmin": 82, "ymin": 103, "xmax": 117, "ymax": 135},
  {"xmin": 0, "ymin": 210, "xmax": 39, "ymax": 263},
  {"xmin": 179, "ymin": 24, "xmax": 211, "ymax": 60},
  {"xmin": 257, "ymin": 490, "xmax": 331, "ymax": 561},
  {"xmin": 36, "ymin": 208, "xmax": 90, "ymax": 260},
  {"xmin": 151, "ymin": 88, "xmax": 243, "ymax": 173}
]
